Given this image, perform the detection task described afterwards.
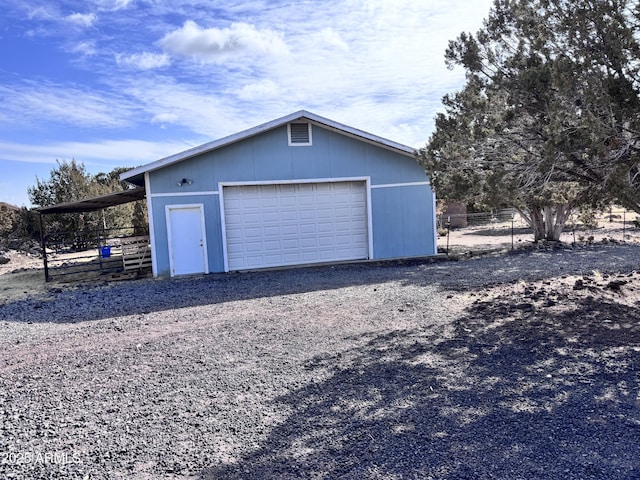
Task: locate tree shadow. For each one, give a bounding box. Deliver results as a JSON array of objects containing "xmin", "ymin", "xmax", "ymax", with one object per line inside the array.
[
  {"xmin": 202, "ymin": 288, "xmax": 640, "ymax": 479},
  {"xmin": 461, "ymin": 226, "xmax": 533, "ymax": 237}
]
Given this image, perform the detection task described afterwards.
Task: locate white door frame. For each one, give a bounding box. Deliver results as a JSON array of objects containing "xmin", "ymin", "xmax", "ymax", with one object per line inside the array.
[
  {"xmin": 218, "ymin": 177, "xmax": 373, "ymax": 272},
  {"xmin": 165, "ymin": 203, "xmax": 209, "ymax": 276}
]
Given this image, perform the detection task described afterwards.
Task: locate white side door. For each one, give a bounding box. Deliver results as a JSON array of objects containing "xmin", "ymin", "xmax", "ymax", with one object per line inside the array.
[{"xmin": 166, "ymin": 204, "xmax": 208, "ymax": 276}]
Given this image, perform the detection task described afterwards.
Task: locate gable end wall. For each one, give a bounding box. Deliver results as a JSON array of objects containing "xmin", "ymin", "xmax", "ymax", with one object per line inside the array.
[{"xmin": 146, "ymin": 125, "xmax": 436, "ymax": 275}]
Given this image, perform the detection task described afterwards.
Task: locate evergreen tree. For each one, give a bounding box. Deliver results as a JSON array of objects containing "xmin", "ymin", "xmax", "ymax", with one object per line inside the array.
[
  {"xmin": 419, "ymin": 0, "xmax": 640, "ymax": 240},
  {"xmin": 28, "ymin": 159, "xmax": 147, "ymax": 241}
]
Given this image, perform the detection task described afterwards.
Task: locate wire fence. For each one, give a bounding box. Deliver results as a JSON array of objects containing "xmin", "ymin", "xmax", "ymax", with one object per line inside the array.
[
  {"xmin": 437, "ymin": 208, "xmax": 640, "ymax": 255},
  {"xmin": 42, "ymin": 226, "xmax": 150, "ymax": 281}
]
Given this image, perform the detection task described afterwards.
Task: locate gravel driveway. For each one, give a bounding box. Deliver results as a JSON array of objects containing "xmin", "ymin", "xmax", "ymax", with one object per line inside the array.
[{"xmin": 0, "ymin": 244, "xmax": 639, "ymax": 479}]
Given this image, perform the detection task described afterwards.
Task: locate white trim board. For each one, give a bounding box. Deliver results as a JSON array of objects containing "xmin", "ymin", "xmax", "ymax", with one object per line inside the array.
[
  {"xmin": 144, "ymin": 172, "xmax": 158, "ymax": 277},
  {"xmin": 219, "ymin": 176, "xmax": 371, "ymax": 187},
  {"xmin": 150, "ymin": 190, "xmax": 219, "ymax": 198},
  {"xmin": 165, "ymin": 203, "xmax": 209, "ymax": 277},
  {"xmin": 219, "ymin": 177, "xmax": 373, "ymax": 272},
  {"xmin": 370, "ymin": 181, "xmax": 431, "ymax": 189}
]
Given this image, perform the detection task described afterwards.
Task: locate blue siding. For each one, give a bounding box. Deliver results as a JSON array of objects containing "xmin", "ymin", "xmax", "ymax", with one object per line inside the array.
[
  {"xmin": 150, "ymin": 194, "xmax": 224, "ymax": 276},
  {"xmin": 147, "ymin": 123, "xmax": 436, "ymax": 276},
  {"xmin": 371, "ymin": 185, "xmax": 435, "ymax": 259},
  {"xmin": 148, "ymin": 126, "xmax": 425, "ymax": 194}
]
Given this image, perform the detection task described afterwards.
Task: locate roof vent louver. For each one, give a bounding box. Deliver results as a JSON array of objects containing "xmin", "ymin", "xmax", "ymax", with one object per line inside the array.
[{"xmin": 288, "ymin": 122, "xmax": 312, "ymax": 146}]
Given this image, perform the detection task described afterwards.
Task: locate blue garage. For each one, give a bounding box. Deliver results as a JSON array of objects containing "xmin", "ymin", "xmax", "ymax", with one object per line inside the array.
[{"xmin": 121, "ymin": 111, "xmax": 437, "ymax": 277}]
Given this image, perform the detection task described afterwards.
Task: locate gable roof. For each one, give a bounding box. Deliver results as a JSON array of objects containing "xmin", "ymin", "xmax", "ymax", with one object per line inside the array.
[{"xmin": 120, "ymin": 110, "xmax": 415, "ymax": 186}]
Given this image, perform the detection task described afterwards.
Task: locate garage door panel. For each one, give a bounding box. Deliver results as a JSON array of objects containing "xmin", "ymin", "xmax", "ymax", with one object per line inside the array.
[
  {"xmin": 225, "ymin": 198, "xmax": 242, "ymax": 210},
  {"xmin": 263, "ymin": 240, "xmax": 282, "ymax": 252},
  {"xmin": 300, "ymin": 238, "xmax": 318, "ymax": 248},
  {"xmin": 318, "ymin": 236, "xmax": 337, "ymax": 247},
  {"xmin": 317, "ymin": 208, "xmax": 335, "ymax": 219},
  {"xmin": 334, "ymin": 207, "xmax": 351, "ymax": 217},
  {"xmin": 317, "ymin": 222, "xmax": 337, "ymax": 234},
  {"xmin": 266, "ymin": 253, "xmax": 285, "ymax": 264},
  {"xmin": 283, "ymin": 238, "xmax": 300, "ymax": 249},
  {"xmin": 284, "ymin": 249, "xmax": 302, "ymax": 259},
  {"xmin": 334, "ymin": 221, "xmax": 355, "ymax": 231},
  {"xmin": 244, "ymin": 241, "xmax": 265, "ymax": 252},
  {"xmin": 278, "ymin": 196, "xmax": 298, "ymax": 207},
  {"xmin": 263, "ymin": 226, "xmax": 281, "ymax": 236},
  {"xmin": 244, "ymin": 227, "xmax": 263, "ymax": 238},
  {"xmin": 224, "ymin": 181, "xmax": 368, "ymax": 270},
  {"xmin": 280, "ymin": 211, "xmax": 299, "ymax": 221},
  {"xmin": 298, "ymin": 197, "xmax": 317, "ymax": 206},
  {"xmin": 246, "ymin": 255, "xmax": 266, "ymax": 266},
  {"xmin": 299, "ymin": 224, "xmax": 317, "ymax": 235},
  {"xmin": 281, "ymin": 225, "xmax": 299, "ymax": 235}
]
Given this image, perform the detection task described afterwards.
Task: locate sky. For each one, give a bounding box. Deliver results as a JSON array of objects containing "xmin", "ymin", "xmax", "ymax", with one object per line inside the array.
[{"xmin": 0, "ymin": 0, "xmax": 494, "ymax": 207}]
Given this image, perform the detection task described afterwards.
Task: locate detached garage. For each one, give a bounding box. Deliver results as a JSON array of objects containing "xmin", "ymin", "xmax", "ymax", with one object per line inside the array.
[{"xmin": 121, "ymin": 111, "xmax": 437, "ymax": 277}]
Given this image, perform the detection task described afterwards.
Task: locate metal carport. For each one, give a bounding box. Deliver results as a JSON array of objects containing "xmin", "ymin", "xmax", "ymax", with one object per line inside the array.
[{"xmin": 37, "ymin": 187, "xmax": 146, "ymax": 280}]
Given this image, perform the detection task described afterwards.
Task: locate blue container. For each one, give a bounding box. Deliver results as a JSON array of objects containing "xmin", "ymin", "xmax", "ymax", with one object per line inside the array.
[{"xmin": 100, "ymin": 246, "xmax": 111, "ymax": 258}]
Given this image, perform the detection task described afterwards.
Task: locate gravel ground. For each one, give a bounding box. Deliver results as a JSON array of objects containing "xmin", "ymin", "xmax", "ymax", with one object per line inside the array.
[{"xmin": 0, "ymin": 244, "xmax": 639, "ymax": 479}]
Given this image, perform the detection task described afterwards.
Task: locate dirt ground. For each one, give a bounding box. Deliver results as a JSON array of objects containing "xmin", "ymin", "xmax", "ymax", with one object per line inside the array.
[
  {"xmin": 0, "ymin": 251, "xmax": 50, "ymax": 305},
  {"xmin": 1, "ymin": 242, "xmax": 639, "ymax": 478},
  {"xmin": 0, "ymin": 249, "xmax": 147, "ymax": 306}
]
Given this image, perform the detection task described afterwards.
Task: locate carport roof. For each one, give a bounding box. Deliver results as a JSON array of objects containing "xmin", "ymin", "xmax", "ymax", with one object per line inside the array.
[
  {"xmin": 120, "ymin": 110, "xmax": 416, "ymax": 187},
  {"xmin": 37, "ymin": 187, "xmax": 146, "ymax": 214}
]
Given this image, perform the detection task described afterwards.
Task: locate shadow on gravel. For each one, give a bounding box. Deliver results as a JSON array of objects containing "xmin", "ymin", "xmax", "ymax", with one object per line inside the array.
[
  {"xmin": 0, "ymin": 244, "xmax": 639, "ymax": 323},
  {"xmin": 202, "ymin": 290, "xmax": 640, "ymax": 479},
  {"xmin": 461, "ymin": 226, "xmax": 533, "ymax": 236}
]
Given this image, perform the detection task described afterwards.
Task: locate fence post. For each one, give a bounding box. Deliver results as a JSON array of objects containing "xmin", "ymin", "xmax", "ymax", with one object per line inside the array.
[
  {"xmin": 623, "ymin": 209, "xmax": 626, "ymax": 242},
  {"xmin": 511, "ymin": 213, "xmax": 515, "ymax": 250},
  {"xmin": 446, "ymin": 216, "xmax": 451, "ymax": 256},
  {"xmin": 39, "ymin": 213, "xmax": 50, "ymax": 282}
]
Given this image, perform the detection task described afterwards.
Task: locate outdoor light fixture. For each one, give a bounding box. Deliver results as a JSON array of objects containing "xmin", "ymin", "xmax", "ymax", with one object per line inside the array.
[{"xmin": 177, "ymin": 178, "xmax": 193, "ymax": 186}]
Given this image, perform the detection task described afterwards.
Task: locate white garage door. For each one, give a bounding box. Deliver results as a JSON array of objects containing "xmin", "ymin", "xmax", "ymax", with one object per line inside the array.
[{"xmin": 223, "ymin": 181, "xmax": 369, "ymax": 270}]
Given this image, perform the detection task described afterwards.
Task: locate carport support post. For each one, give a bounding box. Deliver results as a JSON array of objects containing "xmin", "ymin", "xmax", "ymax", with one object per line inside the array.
[
  {"xmin": 97, "ymin": 229, "xmax": 103, "ymax": 270},
  {"xmin": 38, "ymin": 213, "xmax": 50, "ymax": 282}
]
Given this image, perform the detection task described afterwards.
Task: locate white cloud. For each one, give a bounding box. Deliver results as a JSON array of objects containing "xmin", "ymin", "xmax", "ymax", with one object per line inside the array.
[
  {"xmin": 91, "ymin": 0, "xmax": 132, "ymax": 12},
  {"xmin": 318, "ymin": 28, "xmax": 349, "ymax": 51},
  {"xmin": 116, "ymin": 52, "xmax": 171, "ymax": 70},
  {"xmin": 234, "ymin": 79, "xmax": 280, "ymax": 101},
  {"xmin": 0, "ymin": 139, "xmax": 197, "ymax": 167},
  {"xmin": 27, "ymin": 6, "xmax": 55, "ymax": 21},
  {"xmin": 215, "ymin": 0, "xmax": 495, "ymax": 146},
  {"xmin": 157, "ymin": 20, "xmax": 289, "ymax": 64},
  {"xmin": 120, "ymin": 78, "xmax": 249, "ymax": 138},
  {"xmin": 0, "ymin": 83, "xmax": 134, "ymax": 129},
  {"xmin": 151, "ymin": 112, "xmax": 179, "ymax": 125},
  {"xmin": 112, "ymin": 0, "xmax": 134, "ymax": 10},
  {"xmin": 8, "ymin": 1, "xmax": 495, "ymax": 144},
  {"xmin": 71, "ymin": 40, "xmax": 97, "ymax": 56},
  {"xmin": 66, "ymin": 12, "xmax": 98, "ymax": 28}
]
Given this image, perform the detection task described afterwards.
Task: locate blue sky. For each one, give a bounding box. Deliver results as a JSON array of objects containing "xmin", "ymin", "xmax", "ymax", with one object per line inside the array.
[{"xmin": 0, "ymin": 0, "xmax": 493, "ymax": 207}]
